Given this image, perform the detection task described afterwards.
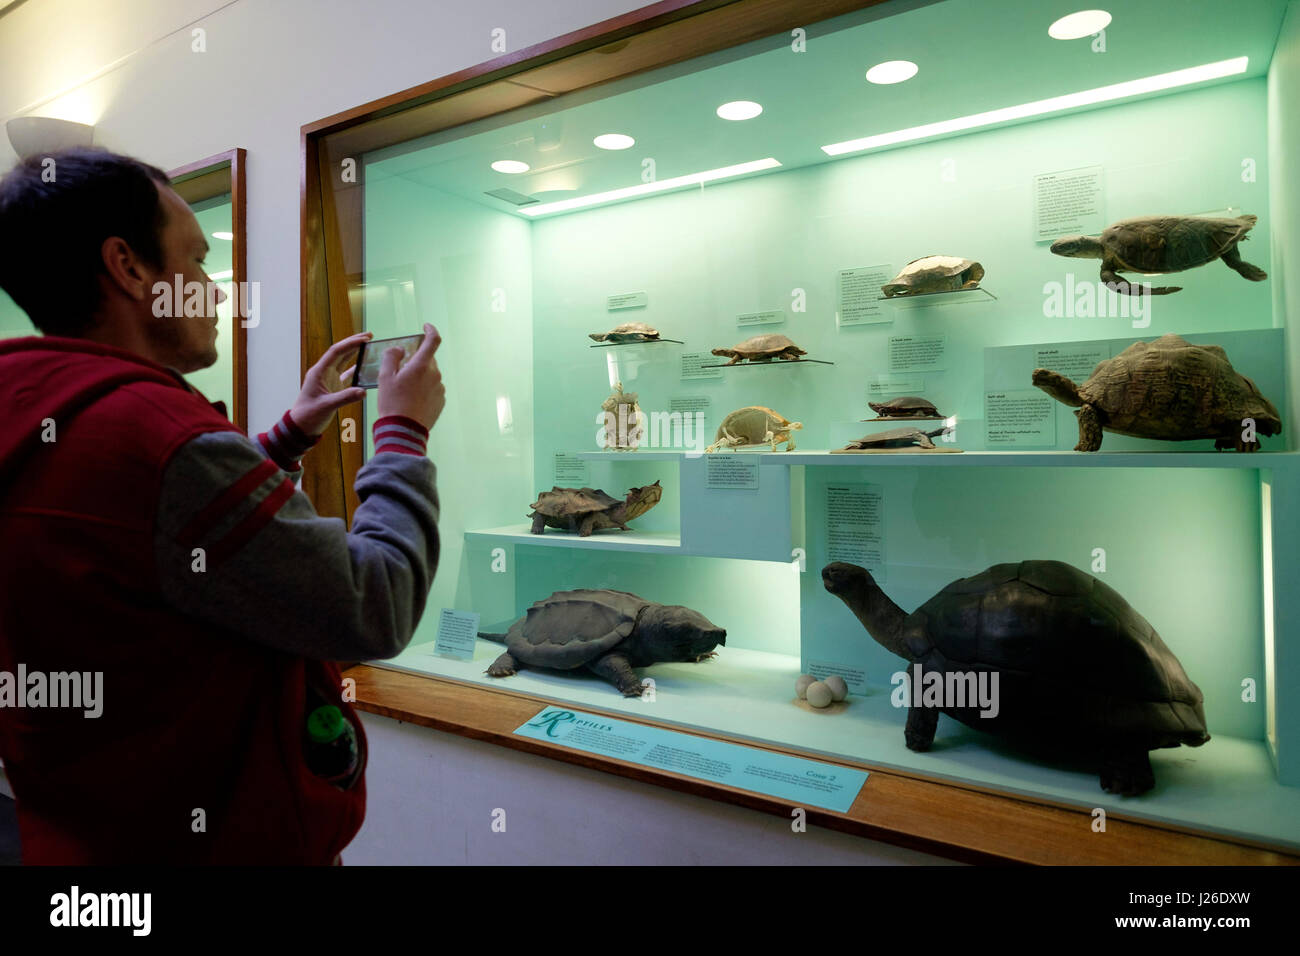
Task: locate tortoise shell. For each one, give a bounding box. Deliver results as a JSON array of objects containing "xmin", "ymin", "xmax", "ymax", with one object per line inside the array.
[
  {"xmin": 590, "ymin": 322, "xmax": 660, "ymax": 343},
  {"xmin": 842, "ymin": 427, "xmax": 942, "ymax": 449},
  {"xmin": 530, "ymin": 486, "xmax": 622, "ymax": 517},
  {"xmin": 1101, "ymin": 215, "xmax": 1256, "ymax": 273},
  {"xmin": 505, "ymin": 589, "xmax": 651, "ymax": 669},
  {"xmin": 882, "ymin": 256, "xmax": 984, "ymax": 296},
  {"xmin": 719, "ymin": 333, "xmax": 806, "ymax": 357},
  {"xmin": 868, "ymin": 396, "xmax": 943, "ymax": 418},
  {"xmin": 902, "ymin": 560, "xmax": 1208, "ymax": 748}
]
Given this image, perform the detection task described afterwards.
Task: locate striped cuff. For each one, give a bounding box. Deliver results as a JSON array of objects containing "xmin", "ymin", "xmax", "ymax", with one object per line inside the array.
[
  {"xmin": 256, "ymin": 409, "xmax": 321, "ymax": 473},
  {"xmin": 373, "ymin": 415, "xmax": 429, "ymax": 457}
]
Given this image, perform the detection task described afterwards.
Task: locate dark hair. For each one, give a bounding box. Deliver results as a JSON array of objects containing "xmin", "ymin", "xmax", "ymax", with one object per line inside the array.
[{"xmin": 0, "ymin": 146, "xmax": 171, "ymax": 336}]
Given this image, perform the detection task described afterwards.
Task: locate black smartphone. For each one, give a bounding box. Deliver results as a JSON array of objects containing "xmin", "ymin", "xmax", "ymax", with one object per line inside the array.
[{"xmin": 350, "ymin": 333, "xmax": 424, "ymax": 388}]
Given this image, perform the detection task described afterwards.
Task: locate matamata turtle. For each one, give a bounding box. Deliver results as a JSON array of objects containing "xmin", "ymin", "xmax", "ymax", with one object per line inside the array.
[
  {"xmin": 711, "ymin": 333, "xmax": 807, "ymax": 365},
  {"xmin": 1032, "ymin": 333, "xmax": 1282, "ymax": 452},
  {"xmin": 881, "ymin": 256, "xmax": 984, "ymax": 297},
  {"xmin": 866, "ymin": 396, "xmax": 945, "ymax": 420},
  {"xmin": 705, "ymin": 405, "xmax": 803, "ymax": 452},
  {"xmin": 1050, "ymin": 214, "xmax": 1267, "ymax": 296},
  {"xmin": 589, "ymin": 321, "xmax": 661, "ymax": 343},
  {"xmin": 481, "ymin": 589, "xmax": 726, "ymax": 696},
  {"xmin": 832, "ymin": 426, "xmax": 952, "ymax": 451},
  {"xmin": 528, "ymin": 481, "xmax": 662, "ymax": 536},
  {"xmin": 821, "ymin": 560, "xmax": 1209, "ymax": 795}
]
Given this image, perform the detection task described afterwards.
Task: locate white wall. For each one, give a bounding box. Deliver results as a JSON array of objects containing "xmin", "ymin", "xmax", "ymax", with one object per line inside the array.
[{"xmin": 0, "ymin": 0, "xmax": 647, "ymax": 432}]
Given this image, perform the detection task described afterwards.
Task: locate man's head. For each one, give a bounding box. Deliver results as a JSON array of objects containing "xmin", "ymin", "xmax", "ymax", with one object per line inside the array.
[{"xmin": 0, "ymin": 146, "xmax": 223, "ymax": 373}]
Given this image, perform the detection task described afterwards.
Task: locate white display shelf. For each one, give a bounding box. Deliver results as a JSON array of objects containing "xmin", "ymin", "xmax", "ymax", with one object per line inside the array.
[
  {"xmin": 371, "ymin": 640, "xmax": 1300, "ymax": 850},
  {"xmin": 759, "ymin": 450, "xmax": 1300, "ymax": 469},
  {"xmin": 577, "ymin": 450, "xmax": 690, "ymax": 460},
  {"xmin": 466, "ymin": 525, "xmax": 682, "ymax": 552}
]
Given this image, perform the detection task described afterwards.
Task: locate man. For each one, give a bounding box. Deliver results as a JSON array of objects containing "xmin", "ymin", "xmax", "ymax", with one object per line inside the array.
[{"xmin": 0, "ymin": 147, "xmax": 443, "ymax": 863}]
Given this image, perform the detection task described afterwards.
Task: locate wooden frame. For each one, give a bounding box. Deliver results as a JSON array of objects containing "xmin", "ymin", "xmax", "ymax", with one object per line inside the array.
[
  {"xmin": 168, "ymin": 148, "xmax": 248, "ymax": 432},
  {"xmin": 301, "ymin": 0, "xmax": 1297, "ymax": 863}
]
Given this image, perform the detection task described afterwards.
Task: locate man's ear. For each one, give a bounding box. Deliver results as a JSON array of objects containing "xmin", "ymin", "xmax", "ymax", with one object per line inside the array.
[{"xmin": 99, "ymin": 235, "xmax": 153, "ymax": 301}]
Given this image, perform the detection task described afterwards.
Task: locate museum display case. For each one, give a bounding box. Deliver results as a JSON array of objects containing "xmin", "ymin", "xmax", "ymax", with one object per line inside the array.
[{"xmin": 303, "ymin": 0, "xmax": 1300, "ymax": 855}]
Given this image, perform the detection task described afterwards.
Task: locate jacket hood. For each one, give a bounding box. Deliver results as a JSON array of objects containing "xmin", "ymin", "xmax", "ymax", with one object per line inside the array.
[{"xmin": 0, "ymin": 335, "xmax": 197, "ymax": 481}]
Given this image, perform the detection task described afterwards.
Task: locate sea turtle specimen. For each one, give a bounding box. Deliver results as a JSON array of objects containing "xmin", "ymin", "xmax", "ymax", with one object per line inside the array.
[
  {"xmin": 589, "ymin": 321, "xmax": 661, "ymax": 343},
  {"xmin": 866, "ymin": 396, "xmax": 945, "ymax": 420},
  {"xmin": 881, "ymin": 256, "xmax": 984, "ymax": 297},
  {"xmin": 833, "ymin": 427, "xmax": 951, "ymax": 451},
  {"xmin": 1050, "ymin": 214, "xmax": 1267, "ymax": 296},
  {"xmin": 481, "ymin": 589, "xmax": 726, "ymax": 696},
  {"xmin": 822, "ymin": 560, "xmax": 1209, "ymax": 795},
  {"xmin": 705, "ymin": 405, "xmax": 803, "ymax": 452},
  {"xmin": 529, "ymin": 481, "xmax": 662, "ymax": 536},
  {"xmin": 1032, "ymin": 333, "xmax": 1282, "ymax": 452},
  {"xmin": 711, "ymin": 333, "xmax": 807, "ymax": 365}
]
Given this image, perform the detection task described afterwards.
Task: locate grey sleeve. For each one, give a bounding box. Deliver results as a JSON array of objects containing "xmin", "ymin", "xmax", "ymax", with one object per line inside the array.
[{"xmin": 153, "ymin": 430, "xmax": 440, "ymax": 661}]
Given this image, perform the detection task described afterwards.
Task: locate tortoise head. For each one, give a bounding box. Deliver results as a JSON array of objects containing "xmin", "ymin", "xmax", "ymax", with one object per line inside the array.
[
  {"xmin": 1049, "ymin": 235, "xmax": 1105, "ymax": 259},
  {"xmin": 623, "ymin": 480, "xmax": 663, "ymax": 519},
  {"xmin": 821, "ymin": 562, "xmax": 875, "ymax": 599},
  {"xmin": 638, "ymin": 604, "xmax": 726, "ymax": 662}
]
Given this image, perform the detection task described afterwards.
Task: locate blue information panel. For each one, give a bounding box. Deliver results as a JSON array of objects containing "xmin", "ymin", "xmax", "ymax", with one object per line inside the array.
[{"xmin": 514, "ymin": 706, "xmax": 869, "ymax": 813}]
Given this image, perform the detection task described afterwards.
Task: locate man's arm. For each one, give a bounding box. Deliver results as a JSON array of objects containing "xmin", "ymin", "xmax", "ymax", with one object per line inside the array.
[
  {"xmin": 153, "ymin": 416, "xmax": 439, "ymax": 661},
  {"xmin": 253, "ymin": 409, "xmax": 319, "ymax": 483}
]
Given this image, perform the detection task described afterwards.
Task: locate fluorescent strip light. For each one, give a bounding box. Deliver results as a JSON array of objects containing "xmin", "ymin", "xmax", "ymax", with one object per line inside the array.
[
  {"xmin": 822, "ymin": 56, "xmax": 1248, "ymax": 156},
  {"xmin": 519, "ymin": 158, "xmax": 782, "ymax": 217}
]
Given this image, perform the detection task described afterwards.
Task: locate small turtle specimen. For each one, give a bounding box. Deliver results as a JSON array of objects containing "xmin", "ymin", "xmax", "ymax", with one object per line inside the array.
[
  {"xmin": 481, "ymin": 589, "xmax": 726, "ymax": 696},
  {"xmin": 600, "ymin": 380, "xmax": 643, "ymax": 450},
  {"xmin": 832, "ymin": 427, "xmax": 955, "ymax": 452},
  {"xmin": 866, "ymin": 396, "xmax": 945, "ymax": 420},
  {"xmin": 881, "ymin": 256, "xmax": 984, "ymax": 297},
  {"xmin": 589, "ymin": 321, "xmax": 661, "ymax": 343},
  {"xmin": 1050, "ymin": 214, "xmax": 1267, "ymax": 296},
  {"xmin": 1032, "ymin": 333, "xmax": 1282, "ymax": 452},
  {"xmin": 529, "ymin": 481, "xmax": 662, "ymax": 536},
  {"xmin": 711, "ymin": 333, "xmax": 808, "ymax": 365},
  {"xmin": 705, "ymin": 405, "xmax": 803, "ymax": 452},
  {"xmin": 822, "ymin": 560, "xmax": 1209, "ymax": 795}
]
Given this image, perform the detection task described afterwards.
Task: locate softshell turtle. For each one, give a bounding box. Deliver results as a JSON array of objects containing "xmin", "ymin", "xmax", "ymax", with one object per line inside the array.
[
  {"xmin": 833, "ymin": 427, "xmax": 950, "ymax": 451},
  {"xmin": 529, "ymin": 481, "xmax": 662, "ymax": 536},
  {"xmin": 1050, "ymin": 214, "xmax": 1267, "ymax": 296},
  {"xmin": 481, "ymin": 589, "xmax": 726, "ymax": 696},
  {"xmin": 822, "ymin": 560, "xmax": 1209, "ymax": 795},
  {"xmin": 866, "ymin": 396, "xmax": 945, "ymax": 420},
  {"xmin": 711, "ymin": 333, "xmax": 807, "ymax": 365},
  {"xmin": 706, "ymin": 405, "xmax": 803, "ymax": 452},
  {"xmin": 1032, "ymin": 333, "xmax": 1282, "ymax": 451},
  {"xmin": 882, "ymin": 256, "xmax": 984, "ymax": 297},
  {"xmin": 589, "ymin": 321, "xmax": 661, "ymax": 343}
]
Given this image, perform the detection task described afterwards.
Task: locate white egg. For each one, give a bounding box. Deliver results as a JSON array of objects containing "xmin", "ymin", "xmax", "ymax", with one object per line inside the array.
[
  {"xmin": 824, "ymin": 675, "xmax": 848, "ymax": 702},
  {"xmin": 795, "ymin": 674, "xmax": 817, "ymax": 699},
  {"xmin": 806, "ymin": 681, "xmax": 833, "ymax": 708}
]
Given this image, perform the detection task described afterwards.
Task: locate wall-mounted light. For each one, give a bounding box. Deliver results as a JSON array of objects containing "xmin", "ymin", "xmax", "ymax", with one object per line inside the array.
[
  {"xmin": 491, "ymin": 160, "xmax": 530, "ymax": 174},
  {"xmin": 6, "ymin": 116, "xmax": 94, "ymax": 159}
]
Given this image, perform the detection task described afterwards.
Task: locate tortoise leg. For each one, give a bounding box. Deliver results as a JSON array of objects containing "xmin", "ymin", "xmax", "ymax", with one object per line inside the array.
[
  {"xmin": 587, "ymin": 652, "xmax": 644, "ymax": 697},
  {"xmin": 530, "ymin": 513, "xmax": 546, "ymax": 534},
  {"xmin": 784, "ymin": 431, "xmax": 796, "ymax": 452},
  {"xmin": 486, "ymin": 651, "xmax": 520, "ymax": 678},
  {"xmin": 1102, "ymin": 260, "xmax": 1181, "ymax": 296},
  {"xmin": 1075, "ymin": 405, "xmax": 1104, "ymax": 452},
  {"xmin": 1099, "ymin": 748, "xmax": 1155, "ymax": 796},
  {"xmin": 1221, "ymin": 243, "xmax": 1268, "ymax": 281},
  {"xmin": 904, "ymin": 702, "xmax": 939, "ymax": 752},
  {"xmin": 726, "ymin": 355, "xmax": 742, "ymax": 366},
  {"xmin": 577, "ymin": 514, "xmax": 597, "ymax": 537}
]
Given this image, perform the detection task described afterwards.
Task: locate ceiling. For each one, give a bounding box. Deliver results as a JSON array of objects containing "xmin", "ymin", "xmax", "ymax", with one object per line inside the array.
[{"xmin": 366, "ymin": 0, "xmax": 1291, "ymax": 219}]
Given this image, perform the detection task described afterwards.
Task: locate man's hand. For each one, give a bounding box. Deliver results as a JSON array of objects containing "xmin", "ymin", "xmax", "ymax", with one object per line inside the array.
[
  {"xmin": 377, "ymin": 323, "xmax": 445, "ymax": 430},
  {"xmin": 289, "ymin": 331, "xmax": 372, "ymax": 437}
]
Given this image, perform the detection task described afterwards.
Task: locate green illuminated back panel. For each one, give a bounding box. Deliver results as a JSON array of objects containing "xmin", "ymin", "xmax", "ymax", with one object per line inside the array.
[{"xmin": 354, "ymin": 0, "xmax": 1300, "ymax": 848}]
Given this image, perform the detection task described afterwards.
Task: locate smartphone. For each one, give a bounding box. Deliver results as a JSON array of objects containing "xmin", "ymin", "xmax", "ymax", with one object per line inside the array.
[{"xmin": 350, "ymin": 333, "xmax": 424, "ymax": 388}]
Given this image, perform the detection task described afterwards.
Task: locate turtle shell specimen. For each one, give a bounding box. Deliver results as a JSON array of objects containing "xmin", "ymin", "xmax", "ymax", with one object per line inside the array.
[
  {"xmin": 482, "ymin": 589, "xmax": 726, "ymax": 696},
  {"xmin": 529, "ymin": 481, "xmax": 662, "ymax": 536},
  {"xmin": 834, "ymin": 427, "xmax": 950, "ymax": 451},
  {"xmin": 867, "ymin": 396, "xmax": 944, "ymax": 420},
  {"xmin": 705, "ymin": 405, "xmax": 803, "ymax": 452},
  {"xmin": 1032, "ymin": 333, "xmax": 1282, "ymax": 451},
  {"xmin": 711, "ymin": 333, "xmax": 807, "ymax": 365},
  {"xmin": 1050, "ymin": 214, "xmax": 1267, "ymax": 296},
  {"xmin": 881, "ymin": 256, "xmax": 984, "ymax": 297},
  {"xmin": 822, "ymin": 560, "xmax": 1209, "ymax": 795},
  {"xmin": 589, "ymin": 321, "xmax": 661, "ymax": 343}
]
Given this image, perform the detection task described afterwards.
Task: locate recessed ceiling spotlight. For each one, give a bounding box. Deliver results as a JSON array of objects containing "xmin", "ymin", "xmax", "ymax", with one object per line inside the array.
[
  {"xmin": 211, "ymin": 231, "xmax": 233, "ymax": 241},
  {"xmin": 593, "ymin": 133, "xmax": 635, "ymax": 150},
  {"xmin": 491, "ymin": 160, "xmax": 530, "ymax": 174},
  {"xmin": 716, "ymin": 100, "xmax": 763, "ymax": 121},
  {"xmin": 866, "ymin": 60, "xmax": 919, "ymax": 85},
  {"xmin": 1049, "ymin": 10, "xmax": 1112, "ymax": 40}
]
